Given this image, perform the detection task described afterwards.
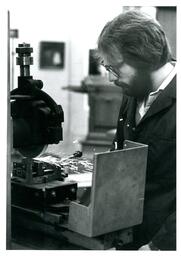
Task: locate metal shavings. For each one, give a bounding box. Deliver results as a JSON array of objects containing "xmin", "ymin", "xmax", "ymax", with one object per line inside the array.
[
  {"xmin": 34, "ymin": 153, "xmax": 93, "ymax": 174},
  {"xmin": 73, "ymin": 139, "xmax": 79, "ymax": 144}
]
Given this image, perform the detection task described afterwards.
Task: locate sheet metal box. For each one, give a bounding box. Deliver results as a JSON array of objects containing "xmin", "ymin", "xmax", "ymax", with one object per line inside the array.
[{"xmin": 68, "ymin": 140, "xmax": 148, "ymax": 237}]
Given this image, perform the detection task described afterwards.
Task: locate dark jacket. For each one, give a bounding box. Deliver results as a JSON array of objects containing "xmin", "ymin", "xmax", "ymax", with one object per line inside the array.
[{"xmin": 113, "ymin": 76, "xmax": 176, "ymax": 250}]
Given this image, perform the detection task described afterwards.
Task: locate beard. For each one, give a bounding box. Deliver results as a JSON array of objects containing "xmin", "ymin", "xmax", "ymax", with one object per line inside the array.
[{"xmin": 114, "ymin": 69, "xmax": 153, "ymax": 100}]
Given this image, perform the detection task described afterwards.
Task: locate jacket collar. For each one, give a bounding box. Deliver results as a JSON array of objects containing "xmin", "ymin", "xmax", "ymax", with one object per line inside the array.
[{"xmin": 127, "ymin": 75, "xmax": 176, "ymax": 126}]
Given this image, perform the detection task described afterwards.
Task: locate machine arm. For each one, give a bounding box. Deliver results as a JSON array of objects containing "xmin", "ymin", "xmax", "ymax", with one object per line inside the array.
[{"xmin": 11, "ymin": 43, "xmax": 64, "ymax": 157}]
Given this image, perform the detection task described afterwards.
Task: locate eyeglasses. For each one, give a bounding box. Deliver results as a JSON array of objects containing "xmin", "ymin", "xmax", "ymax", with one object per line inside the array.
[{"xmin": 100, "ymin": 61, "xmax": 120, "ymax": 78}]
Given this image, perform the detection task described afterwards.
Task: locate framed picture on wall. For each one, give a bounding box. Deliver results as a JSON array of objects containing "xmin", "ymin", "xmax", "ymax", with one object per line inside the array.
[{"xmin": 39, "ymin": 41, "xmax": 65, "ymax": 69}]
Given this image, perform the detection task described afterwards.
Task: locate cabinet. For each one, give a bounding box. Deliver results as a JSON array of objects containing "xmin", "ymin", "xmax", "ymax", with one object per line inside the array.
[
  {"xmin": 65, "ymin": 76, "xmax": 123, "ymax": 157},
  {"xmin": 80, "ymin": 76, "xmax": 123, "ymax": 156}
]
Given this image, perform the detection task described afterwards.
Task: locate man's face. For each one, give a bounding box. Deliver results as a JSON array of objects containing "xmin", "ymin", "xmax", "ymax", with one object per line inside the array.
[{"xmin": 101, "ymin": 51, "xmax": 153, "ymax": 100}]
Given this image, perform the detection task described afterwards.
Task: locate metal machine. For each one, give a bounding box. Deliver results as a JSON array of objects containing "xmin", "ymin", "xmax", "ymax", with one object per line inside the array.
[
  {"xmin": 11, "ymin": 43, "xmax": 64, "ymax": 157},
  {"xmin": 11, "ymin": 43, "xmax": 77, "ymax": 215}
]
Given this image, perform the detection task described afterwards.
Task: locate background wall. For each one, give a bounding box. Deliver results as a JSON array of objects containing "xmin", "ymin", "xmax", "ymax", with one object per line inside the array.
[{"xmin": 156, "ymin": 7, "xmax": 176, "ymax": 59}]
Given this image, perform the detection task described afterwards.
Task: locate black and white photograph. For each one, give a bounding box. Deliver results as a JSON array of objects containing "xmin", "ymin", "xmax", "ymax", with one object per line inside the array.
[
  {"xmin": 39, "ymin": 41, "xmax": 65, "ymax": 69},
  {"xmin": 0, "ymin": 1, "xmax": 180, "ymax": 255}
]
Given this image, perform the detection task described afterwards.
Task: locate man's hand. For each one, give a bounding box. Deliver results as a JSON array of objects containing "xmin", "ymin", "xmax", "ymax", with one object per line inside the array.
[
  {"xmin": 139, "ymin": 242, "xmax": 160, "ymax": 250},
  {"xmin": 138, "ymin": 244, "xmax": 151, "ymax": 250}
]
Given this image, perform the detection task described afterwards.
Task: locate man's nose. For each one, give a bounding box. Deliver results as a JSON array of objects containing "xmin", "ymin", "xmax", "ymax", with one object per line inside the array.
[{"xmin": 108, "ymin": 72, "xmax": 117, "ymax": 82}]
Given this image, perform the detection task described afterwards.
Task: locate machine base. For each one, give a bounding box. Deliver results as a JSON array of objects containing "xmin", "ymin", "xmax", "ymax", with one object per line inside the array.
[{"xmin": 11, "ymin": 205, "xmax": 133, "ymax": 250}]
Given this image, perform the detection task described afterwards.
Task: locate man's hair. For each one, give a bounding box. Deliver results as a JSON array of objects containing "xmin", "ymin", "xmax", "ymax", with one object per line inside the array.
[{"xmin": 97, "ymin": 10, "xmax": 172, "ymax": 70}]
